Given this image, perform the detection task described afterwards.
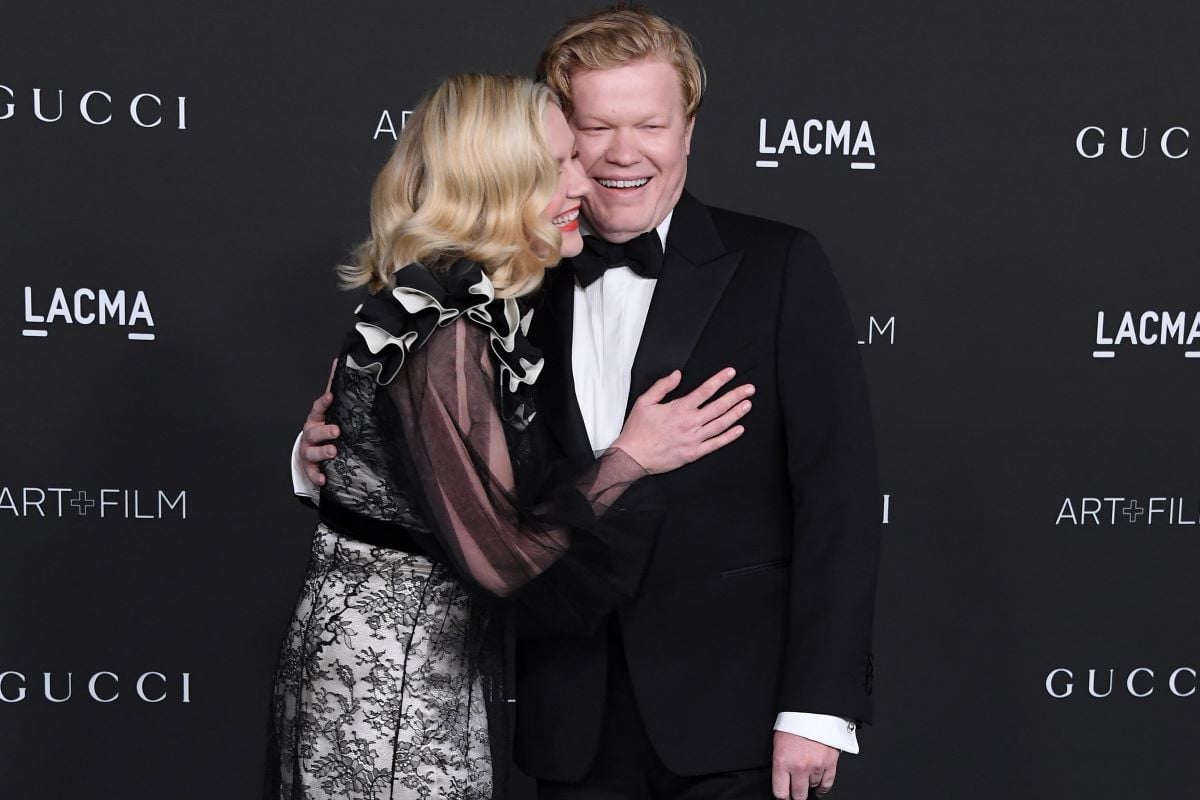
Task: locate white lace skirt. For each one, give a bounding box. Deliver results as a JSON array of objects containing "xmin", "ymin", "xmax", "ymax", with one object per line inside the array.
[{"xmin": 268, "ymin": 524, "xmax": 493, "ymax": 799}]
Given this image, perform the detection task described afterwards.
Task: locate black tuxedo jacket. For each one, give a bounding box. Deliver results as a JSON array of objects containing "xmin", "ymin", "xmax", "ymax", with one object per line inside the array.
[{"xmin": 515, "ymin": 191, "xmax": 881, "ymax": 780}]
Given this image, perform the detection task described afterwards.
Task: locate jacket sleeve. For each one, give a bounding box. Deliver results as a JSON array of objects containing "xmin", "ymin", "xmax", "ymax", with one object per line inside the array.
[{"xmin": 774, "ymin": 230, "xmax": 881, "ymax": 724}]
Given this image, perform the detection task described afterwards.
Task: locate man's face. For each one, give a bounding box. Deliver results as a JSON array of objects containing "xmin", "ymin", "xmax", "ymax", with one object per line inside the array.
[{"xmin": 568, "ymin": 58, "xmax": 694, "ymax": 243}]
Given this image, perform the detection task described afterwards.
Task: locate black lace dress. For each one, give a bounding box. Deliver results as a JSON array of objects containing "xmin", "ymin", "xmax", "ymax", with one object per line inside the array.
[{"xmin": 266, "ymin": 260, "xmax": 661, "ymax": 800}]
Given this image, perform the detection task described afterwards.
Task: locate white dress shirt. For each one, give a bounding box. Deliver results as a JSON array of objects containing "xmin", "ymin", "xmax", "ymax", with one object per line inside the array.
[
  {"xmin": 292, "ymin": 213, "xmax": 860, "ymax": 753},
  {"xmin": 571, "ymin": 215, "xmax": 670, "ymax": 454}
]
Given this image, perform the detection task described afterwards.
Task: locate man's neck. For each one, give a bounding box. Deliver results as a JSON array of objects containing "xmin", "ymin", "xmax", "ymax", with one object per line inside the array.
[{"xmin": 580, "ymin": 211, "xmax": 674, "ymax": 249}]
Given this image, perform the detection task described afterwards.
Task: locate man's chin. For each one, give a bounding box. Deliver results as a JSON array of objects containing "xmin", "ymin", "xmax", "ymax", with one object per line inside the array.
[{"xmin": 582, "ymin": 208, "xmax": 657, "ymax": 241}]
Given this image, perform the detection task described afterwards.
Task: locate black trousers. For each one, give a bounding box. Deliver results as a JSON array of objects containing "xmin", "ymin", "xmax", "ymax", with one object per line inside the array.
[{"xmin": 537, "ymin": 625, "xmax": 772, "ymax": 800}]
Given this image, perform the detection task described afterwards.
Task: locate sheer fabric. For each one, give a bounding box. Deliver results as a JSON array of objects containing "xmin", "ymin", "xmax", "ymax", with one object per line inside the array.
[
  {"xmin": 268, "ymin": 263, "xmax": 663, "ymax": 800},
  {"xmin": 389, "ymin": 317, "xmax": 659, "ymax": 614}
]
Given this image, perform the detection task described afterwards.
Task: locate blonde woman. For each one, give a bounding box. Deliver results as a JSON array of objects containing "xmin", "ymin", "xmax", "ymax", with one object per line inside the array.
[{"xmin": 265, "ymin": 74, "xmax": 753, "ymax": 800}]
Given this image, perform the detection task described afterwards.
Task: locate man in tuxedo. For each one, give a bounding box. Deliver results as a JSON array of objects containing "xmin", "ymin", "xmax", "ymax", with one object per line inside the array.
[{"xmin": 297, "ymin": 7, "xmax": 879, "ymax": 799}]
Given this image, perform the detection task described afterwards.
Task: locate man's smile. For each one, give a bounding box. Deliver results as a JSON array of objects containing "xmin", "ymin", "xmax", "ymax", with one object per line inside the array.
[{"xmin": 594, "ymin": 176, "xmax": 652, "ymax": 191}]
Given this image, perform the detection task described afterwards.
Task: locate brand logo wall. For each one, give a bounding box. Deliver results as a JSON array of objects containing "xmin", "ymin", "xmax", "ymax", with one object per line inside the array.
[
  {"xmin": 858, "ymin": 316, "xmax": 895, "ymax": 345},
  {"xmin": 1076, "ymin": 126, "xmax": 1189, "ymax": 159},
  {"xmin": 0, "ymin": 85, "xmax": 187, "ymax": 129},
  {"xmin": 1045, "ymin": 667, "xmax": 1195, "ymax": 698},
  {"xmin": 21, "ymin": 287, "xmax": 155, "ymax": 340},
  {"xmin": 0, "ymin": 671, "xmax": 191, "ymax": 703},
  {"xmin": 373, "ymin": 109, "xmax": 413, "ymax": 140},
  {"xmin": 757, "ymin": 118, "xmax": 876, "ymax": 170},
  {"xmin": 1056, "ymin": 496, "xmax": 1199, "ymax": 526},
  {"xmin": 0, "ymin": 487, "xmax": 187, "ymax": 519},
  {"xmin": 1092, "ymin": 311, "xmax": 1200, "ymax": 359}
]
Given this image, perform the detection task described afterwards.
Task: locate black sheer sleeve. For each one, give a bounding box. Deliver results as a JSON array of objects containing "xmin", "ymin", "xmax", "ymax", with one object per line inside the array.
[{"xmin": 389, "ymin": 317, "xmax": 661, "ymax": 631}]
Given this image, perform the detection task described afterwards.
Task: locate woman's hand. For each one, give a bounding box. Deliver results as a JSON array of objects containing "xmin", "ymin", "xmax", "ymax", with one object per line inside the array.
[{"xmin": 613, "ymin": 368, "xmax": 754, "ymax": 474}]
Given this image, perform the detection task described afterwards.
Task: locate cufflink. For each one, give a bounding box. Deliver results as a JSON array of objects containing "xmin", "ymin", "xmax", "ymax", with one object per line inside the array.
[{"xmin": 846, "ymin": 722, "xmax": 856, "ymax": 733}]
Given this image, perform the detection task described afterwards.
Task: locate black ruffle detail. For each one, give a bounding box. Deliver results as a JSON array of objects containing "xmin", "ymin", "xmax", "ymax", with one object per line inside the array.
[{"xmin": 346, "ymin": 259, "xmax": 544, "ymax": 430}]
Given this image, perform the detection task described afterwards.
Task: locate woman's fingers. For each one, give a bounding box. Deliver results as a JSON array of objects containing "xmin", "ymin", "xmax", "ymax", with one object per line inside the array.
[
  {"xmin": 695, "ymin": 423, "xmax": 745, "ymax": 457},
  {"xmin": 697, "ymin": 397, "xmax": 753, "ymax": 440},
  {"xmin": 636, "ymin": 369, "xmax": 682, "ymax": 406},
  {"xmin": 680, "ymin": 367, "xmax": 737, "ymax": 408},
  {"xmin": 624, "ymin": 368, "xmax": 752, "ymax": 472},
  {"xmin": 696, "ymin": 382, "xmax": 755, "ymax": 425}
]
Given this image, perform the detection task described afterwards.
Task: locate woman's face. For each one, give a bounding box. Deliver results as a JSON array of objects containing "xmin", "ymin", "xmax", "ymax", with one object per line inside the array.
[{"xmin": 542, "ymin": 103, "xmax": 589, "ymax": 258}]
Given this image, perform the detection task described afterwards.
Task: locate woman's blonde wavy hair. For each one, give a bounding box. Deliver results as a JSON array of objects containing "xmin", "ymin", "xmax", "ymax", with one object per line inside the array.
[{"xmin": 340, "ymin": 74, "xmax": 562, "ymax": 298}]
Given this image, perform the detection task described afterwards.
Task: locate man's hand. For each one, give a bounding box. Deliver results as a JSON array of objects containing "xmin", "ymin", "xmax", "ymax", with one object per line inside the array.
[
  {"xmin": 300, "ymin": 360, "xmax": 340, "ymax": 487},
  {"xmin": 772, "ymin": 731, "xmax": 839, "ymax": 799}
]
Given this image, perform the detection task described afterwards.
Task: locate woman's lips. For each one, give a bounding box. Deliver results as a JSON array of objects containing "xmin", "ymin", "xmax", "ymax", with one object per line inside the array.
[{"xmin": 552, "ymin": 206, "xmax": 580, "ymax": 228}]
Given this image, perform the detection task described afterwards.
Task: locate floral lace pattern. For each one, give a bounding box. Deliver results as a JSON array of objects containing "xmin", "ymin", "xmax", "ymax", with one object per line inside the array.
[
  {"xmin": 267, "ymin": 525, "xmax": 492, "ymax": 799},
  {"xmin": 267, "ymin": 261, "xmax": 660, "ymax": 799}
]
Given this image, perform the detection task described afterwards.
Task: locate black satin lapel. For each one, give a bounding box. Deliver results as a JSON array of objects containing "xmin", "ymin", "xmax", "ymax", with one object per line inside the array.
[
  {"xmin": 626, "ymin": 248, "xmax": 743, "ymax": 413},
  {"xmin": 530, "ymin": 266, "xmax": 592, "ymax": 457}
]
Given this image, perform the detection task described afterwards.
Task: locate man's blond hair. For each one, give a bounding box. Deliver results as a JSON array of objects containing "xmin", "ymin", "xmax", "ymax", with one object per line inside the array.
[{"xmin": 537, "ymin": 5, "xmax": 706, "ymax": 118}]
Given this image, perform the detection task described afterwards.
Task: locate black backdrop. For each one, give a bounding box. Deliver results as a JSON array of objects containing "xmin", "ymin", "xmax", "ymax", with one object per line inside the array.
[{"xmin": 2, "ymin": 1, "xmax": 1198, "ymax": 797}]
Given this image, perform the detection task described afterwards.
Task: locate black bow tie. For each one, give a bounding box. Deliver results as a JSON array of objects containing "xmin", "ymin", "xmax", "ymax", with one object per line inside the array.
[{"xmin": 572, "ymin": 230, "xmax": 664, "ymax": 288}]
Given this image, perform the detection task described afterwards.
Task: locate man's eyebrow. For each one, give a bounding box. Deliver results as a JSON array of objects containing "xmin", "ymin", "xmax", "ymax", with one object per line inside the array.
[{"xmin": 576, "ymin": 112, "xmax": 666, "ymax": 125}]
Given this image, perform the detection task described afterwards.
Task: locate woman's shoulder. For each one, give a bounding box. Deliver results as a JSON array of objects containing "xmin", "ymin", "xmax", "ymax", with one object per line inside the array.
[
  {"xmin": 344, "ymin": 259, "xmax": 544, "ymax": 427},
  {"xmin": 343, "ymin": 259, "xmax": 487, "ymax": 384}
]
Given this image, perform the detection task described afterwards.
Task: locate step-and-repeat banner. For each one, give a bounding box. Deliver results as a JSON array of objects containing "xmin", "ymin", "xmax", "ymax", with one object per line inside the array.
[{"xmin": 2, "ymin": 1, "xmax": 1197, "ymax": 797}]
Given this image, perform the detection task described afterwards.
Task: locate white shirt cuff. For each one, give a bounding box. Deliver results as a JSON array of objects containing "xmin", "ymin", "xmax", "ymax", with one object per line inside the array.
[
  {"xmin": 774, "ymin": 712, "xmax": 860, "ymax": 754},
  {"xmin": 291, "ymin": 432, "xmax": 320, "ymax": 502}
]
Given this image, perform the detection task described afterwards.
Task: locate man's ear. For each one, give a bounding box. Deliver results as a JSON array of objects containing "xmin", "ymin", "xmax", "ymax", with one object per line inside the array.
[{"xmin": 684, "ymin": 116, "xmax": 696, "ymax": 156}]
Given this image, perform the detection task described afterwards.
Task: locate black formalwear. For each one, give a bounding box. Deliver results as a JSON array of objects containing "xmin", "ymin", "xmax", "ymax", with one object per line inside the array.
[{"xmin": 515, "ymin": 191, "xmax": 881, "ymax": 789}]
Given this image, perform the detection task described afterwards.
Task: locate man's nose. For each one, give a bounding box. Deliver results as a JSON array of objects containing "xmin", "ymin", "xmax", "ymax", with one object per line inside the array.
[{"xmin": 605, "ymin": 130, "xmax": 639, "ymax": 165}]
